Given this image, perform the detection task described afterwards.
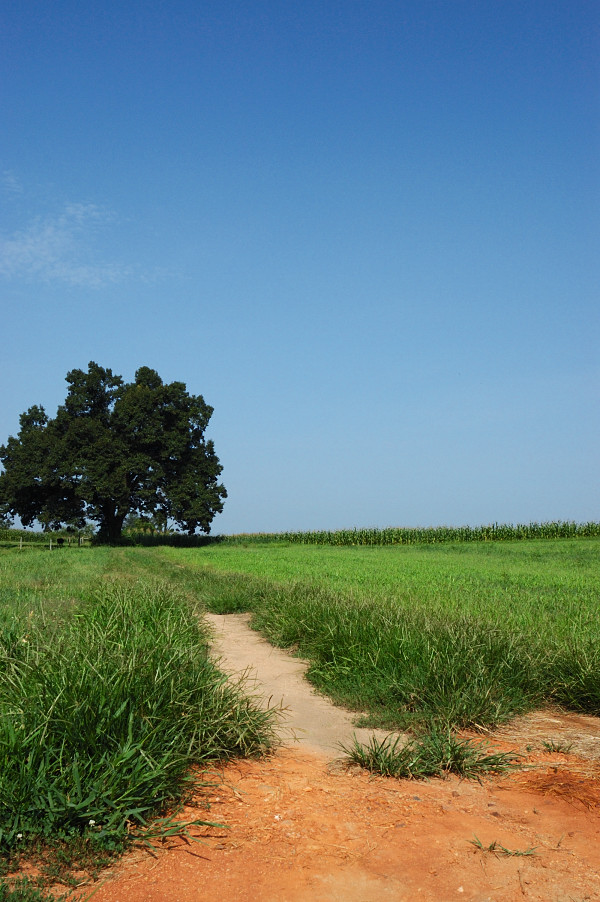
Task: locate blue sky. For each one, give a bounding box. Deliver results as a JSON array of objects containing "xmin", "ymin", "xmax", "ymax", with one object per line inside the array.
[{"xmin": 1, "ymin": 1, "xmax": 598, "ymax": 533}]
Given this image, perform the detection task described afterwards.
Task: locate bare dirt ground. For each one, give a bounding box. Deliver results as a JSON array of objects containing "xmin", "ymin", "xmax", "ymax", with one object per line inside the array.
[{"xmin": 84, "ymin": 614, "xmax": 600, "ymax": 901}]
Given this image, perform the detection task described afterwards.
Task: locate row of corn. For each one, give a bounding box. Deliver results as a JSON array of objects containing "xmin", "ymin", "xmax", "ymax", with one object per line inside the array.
[{"xmin": 225, "ymin": 521, "xmax": 600, "ymax": 546}]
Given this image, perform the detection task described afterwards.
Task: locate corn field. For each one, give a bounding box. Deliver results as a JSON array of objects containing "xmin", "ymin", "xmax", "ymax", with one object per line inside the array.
[
  {"xmin": 224, "ymin": 521, "xmax": 600, "ymax": 546},
  {"xmin": 3, "ymin": 520, "xmax": 599, "ymax": 549}
]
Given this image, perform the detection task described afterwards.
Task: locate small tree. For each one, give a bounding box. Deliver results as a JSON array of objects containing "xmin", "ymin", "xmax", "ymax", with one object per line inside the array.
[{"xmin": 0, "ymin": 362, "xmax": 227, "ymax": 542}]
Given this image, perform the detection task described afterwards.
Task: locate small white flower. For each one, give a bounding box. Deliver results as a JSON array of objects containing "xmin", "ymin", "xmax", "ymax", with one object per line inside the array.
[
  {"xmin": 16, "ymin": 833, "xmax": 23, "ymax": 840},
  {"xmin": 88, "ymin": 819, "xmax": 96, "ymax": 827}
]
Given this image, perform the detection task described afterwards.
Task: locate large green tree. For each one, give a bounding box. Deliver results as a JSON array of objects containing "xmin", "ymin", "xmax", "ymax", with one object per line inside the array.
[{"xmin": 0, "ymin": 363, "xmax": 227, "ymax": 541}]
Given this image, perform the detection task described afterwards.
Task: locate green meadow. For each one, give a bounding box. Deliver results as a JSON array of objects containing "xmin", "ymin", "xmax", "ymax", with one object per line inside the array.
[
  {"xmin": 1, "ymin": 535, "xmax": 598, "ymax": 896},
  {"xmin": 161, "ymin": 537, "xmax": 600, "ymax": 728},
  {"xmin": 0, "ymin": 545, "xmax": 275, "ymax": 891}
]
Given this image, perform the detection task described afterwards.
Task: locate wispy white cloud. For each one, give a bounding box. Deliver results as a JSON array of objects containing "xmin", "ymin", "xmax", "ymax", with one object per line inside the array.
[
  {"xmin": 0, "ymin": 202, "xmax": 134, "ymax": 288},
  {"xmin": 1, "ymin": 170, "xmax": 23, "ymax": 195}
]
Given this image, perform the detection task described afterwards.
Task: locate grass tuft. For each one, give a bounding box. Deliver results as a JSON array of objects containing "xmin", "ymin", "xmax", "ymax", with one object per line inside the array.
[
  {"xmin": 469, "ymin": 835, "xmax": 537, "ymax": 857},
  {"xmin": 541, "ymin": 739, "xmax": 573, "ymax": 754},
  {"xmin": 342, "ymin": 729, "xmax": 520, "ymax": 779}
]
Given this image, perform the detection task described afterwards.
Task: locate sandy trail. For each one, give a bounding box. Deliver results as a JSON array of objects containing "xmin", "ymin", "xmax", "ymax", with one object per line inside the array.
[{"xmin": 204, "ymin": 611, "xmax": 397, "ymax": 756}]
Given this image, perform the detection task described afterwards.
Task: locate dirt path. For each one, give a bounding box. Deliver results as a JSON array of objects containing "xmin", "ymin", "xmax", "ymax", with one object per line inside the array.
[
  {"xmin": 85, "ymin": 614, "xmax": 600, "ymax": 902},
  {"xmin": 204, "ymin": 611, "xmax": 398, "ymax": 755}
]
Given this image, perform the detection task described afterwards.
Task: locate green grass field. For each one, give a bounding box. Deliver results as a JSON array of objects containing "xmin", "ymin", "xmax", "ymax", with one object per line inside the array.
[
  {"xmin": 0, "ymin": 546, "xmax": 275, "ymax": 897},
  {"xmin": 158, "ymin": 537, "xmax": 600, "ymax": 729},
  {"xmin": 1, "ymin": 536, "xmax": 598, "ymax": 898}
]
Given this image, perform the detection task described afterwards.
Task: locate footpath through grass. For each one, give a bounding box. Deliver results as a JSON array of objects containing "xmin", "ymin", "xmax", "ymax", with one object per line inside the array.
[
  {"xmin": 1, "ymin": 538, "xmax": 598, "ymax": 897},
  {"xmin": 0, "ymin": 547, "xmax": 275, "ymax": 898},
  {"xmin": 159, "ymin": 538, "xmax": 600, "ymax": 731}
]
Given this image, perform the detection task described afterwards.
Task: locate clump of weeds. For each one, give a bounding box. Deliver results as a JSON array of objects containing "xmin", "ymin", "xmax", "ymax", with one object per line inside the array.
[
  {"xmin": 541, "ymin": 739, "xmax": 573, "ymax": 754},
  {"xmin": 342, "ymin": 728, "xmax": 520, "ymax": 780}
]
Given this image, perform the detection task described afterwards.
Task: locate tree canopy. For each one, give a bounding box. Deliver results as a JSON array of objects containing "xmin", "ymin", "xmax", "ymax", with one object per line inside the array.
[{"xmin": 0, "ymin": 362, "xmax": 227, "ymax": 541}]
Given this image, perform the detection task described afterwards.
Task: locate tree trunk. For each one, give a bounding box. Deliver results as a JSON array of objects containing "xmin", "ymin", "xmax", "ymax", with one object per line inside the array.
[{"xmin": 100, "ymin": 507, "xmax": 126, "ymax": 543}]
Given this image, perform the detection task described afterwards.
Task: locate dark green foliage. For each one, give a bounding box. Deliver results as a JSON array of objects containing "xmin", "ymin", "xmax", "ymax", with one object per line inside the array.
[
  {"xmin": 121, "ymin": 531, "xmax": 223, "ymax": 548},
  {"xmin": 0, "ymin": 363, "xmax": 226, "ymax": 542}
]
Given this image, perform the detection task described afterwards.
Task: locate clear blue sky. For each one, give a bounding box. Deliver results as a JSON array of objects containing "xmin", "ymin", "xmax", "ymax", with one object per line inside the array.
[{"xmin": 1, "ymin": 1, "xmax": 598, "ymax": 534}]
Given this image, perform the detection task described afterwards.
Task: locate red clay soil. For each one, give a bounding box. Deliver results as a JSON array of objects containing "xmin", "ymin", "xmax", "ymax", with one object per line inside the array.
[
  {"xmin": 17, "ymin": 611, "xmax": 600, "ymax": 902},
  {"xmin": 85, "ymin": 716, "xmax": 600, "ymax": 902},
  {"xmin": 81, "ymin": 611, "xmax": 600, "ymax": 902}
]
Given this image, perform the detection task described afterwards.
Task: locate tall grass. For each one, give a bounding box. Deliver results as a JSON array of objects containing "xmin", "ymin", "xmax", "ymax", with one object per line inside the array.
[
  {"xmin": 162, "ymin": 538, "xmax": 600, "ymax": 730},
  {"xmin": 0, "ymin": 577, "xmax": 275, "ymax": 856},
  {"xmin": 223, "ymin": 578, "xmax": 545, "ymax": 729}
]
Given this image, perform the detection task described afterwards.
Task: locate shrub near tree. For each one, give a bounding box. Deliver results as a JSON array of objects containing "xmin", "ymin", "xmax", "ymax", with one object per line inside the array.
[{"xmin": 0, "ymin": 362, "xmax": 227, "ymax": 542}]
